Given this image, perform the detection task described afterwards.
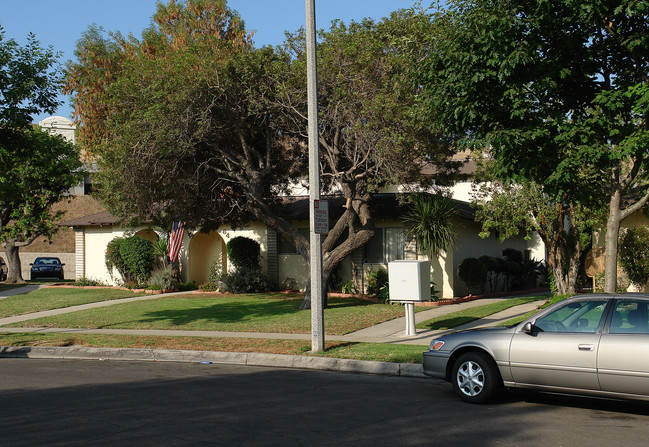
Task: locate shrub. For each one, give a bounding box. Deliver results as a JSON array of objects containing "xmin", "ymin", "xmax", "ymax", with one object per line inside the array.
[
  {"xmin": 226, "ymin": 237, "xmax": 261, "ymax": 271},
  {"xmin": 457, "ymin": 257, "xmax": 487, "ymax": 294},
  {"xmin": 341, "ymin": 280, "xmax": 358, "ymax": 294},
  {"xmin": 149, "ymin": 267, "xmax": 179, "ymax": 291},
  {"xmin": 179, "ymin": 281, "xmax": 197, "ymax": 291},
  {"xmin": 73, "ymin": 277, "xmax": 107, "ymax": 287},
  {"xmin": 208, "ymin": 257, "xmax": 223, "ymax": 284},
  {"xmin": 105, "ymin": 237, "xmax": 127, "ymax": 279},
  {"xmin": 106, "ymin": 235, "xmax": 154, "ymax": 285},
  {"xmin": 479, "ymin": 255, "xmax": 499, "ymax": 292},
  {"xmin": 220, "ymin": 270, "xmax": 276, "ymax": 293},
  {"xmin": 120, "ymin": 236, "xmax": 155, "ymax": 284},
  {"xmin": 366, "ymin": 268, "xmax": 389, "ymax": 301},
  {"xmin": 199, "ymin": 282, "xmax": 219, "ymax": 292}
]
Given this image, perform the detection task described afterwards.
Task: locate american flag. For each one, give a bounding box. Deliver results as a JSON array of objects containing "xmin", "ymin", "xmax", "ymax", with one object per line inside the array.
[{"xmin": 168, "ymin": 221, "xmax": 185, "ymax": 263}]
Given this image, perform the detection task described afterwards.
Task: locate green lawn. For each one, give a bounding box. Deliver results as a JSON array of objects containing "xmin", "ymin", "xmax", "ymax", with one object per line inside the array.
[
  {"xmin": 0, "ymin": 287, "xmax": 558, "ymax": 363},
  {"xmin": 0, "ymin": 286, "xmax": 145, "ymax": 318},
  {"xmin": 4, "ymin": 293, "xmax": 406, "ymax": 335},
  {"xmin": 416, "ymin": 295, "xmax": 547, "ymax": 330}
]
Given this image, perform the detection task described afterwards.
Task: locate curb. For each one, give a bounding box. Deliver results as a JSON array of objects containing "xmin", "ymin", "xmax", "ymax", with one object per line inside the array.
[{"xmin": 0, "ymin": 346, "xmax": 426, "ymax": 378}]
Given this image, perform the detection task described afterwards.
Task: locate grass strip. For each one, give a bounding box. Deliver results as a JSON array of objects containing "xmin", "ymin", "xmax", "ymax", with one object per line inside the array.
[
  {"xmin": 0, "ymin": 332, "xmax": 424, "ymax": 363},
  {"xmin": 4, "ymin": 293, "xmax": 405, "ymax": 336},
  {"xmin": 416, "ymin": 295, "xmax": 547, "ymax": 330},
  {"xmin": 0, "ymin": 287, "xmax": 145, "ymax": 318}
]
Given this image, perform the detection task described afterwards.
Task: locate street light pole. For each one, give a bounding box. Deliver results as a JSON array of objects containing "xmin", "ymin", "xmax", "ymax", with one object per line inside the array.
[{"xmin": 306, "ymin": 0, "xmax": 324, "ymax": 352}]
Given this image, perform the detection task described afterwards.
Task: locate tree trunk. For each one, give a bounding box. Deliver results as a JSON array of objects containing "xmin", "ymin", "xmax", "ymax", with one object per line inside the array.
[
  {"xmin": 541, "ymin": 206, "xmax": 580, "ymax": 296},
  {"xmin": 4, "ymin": 240, "xmax": 26, "ymax": 284},
  {"xmin": 299, "ymin": 269, "xmax": 332, "ymax": 310},
  {"xmin": 604, "ymin": 190, "xmax": 622, "ymax": 294},
  {"xmin": 298, "ymin": 197, "xmax": 376, "ymax": 309}
]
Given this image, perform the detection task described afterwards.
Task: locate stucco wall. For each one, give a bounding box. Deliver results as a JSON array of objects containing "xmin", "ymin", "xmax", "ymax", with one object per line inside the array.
[
  {"xmin": 452, "ymin": 220, "xmax": 544, "ymax": 296},
  {"xmin": 74, "ymin": 215, "xmax": 543, "ymax": 296},
  {"xmin": 80, "ymin": 226, "xmax": 169, "ymax": 285}
]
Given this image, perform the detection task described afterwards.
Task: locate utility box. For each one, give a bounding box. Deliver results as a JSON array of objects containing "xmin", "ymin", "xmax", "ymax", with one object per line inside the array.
[{"xmin": 388, "ymin": 260, "xmax": 431, "ymax": 302}]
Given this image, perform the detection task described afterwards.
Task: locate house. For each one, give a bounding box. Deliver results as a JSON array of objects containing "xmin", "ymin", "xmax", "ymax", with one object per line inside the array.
[
  {"xmin": 62, "ymin": 191, "xmax": 544, "ymax": 298},
  {"xmin": 32, "ymin": 116, "xmax": 544, "ymax": 296}
]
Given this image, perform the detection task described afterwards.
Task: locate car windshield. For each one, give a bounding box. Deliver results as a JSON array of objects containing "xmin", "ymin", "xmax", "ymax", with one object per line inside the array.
[{"xmin": 34, "ymin": 258, "xmax": 60, "ymax": 265}]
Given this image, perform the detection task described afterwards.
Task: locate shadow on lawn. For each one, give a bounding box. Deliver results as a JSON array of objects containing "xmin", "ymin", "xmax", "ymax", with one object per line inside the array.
[
  {"xmin": 129, "ymin": 296, "xmax": 375, "ymax": 329},
  {"xmin": 137, "ymin": 299, "xmax": 301, "ymax": 327},
  {"xmin": 421, "ymin": 316, "xmax": 477, "ymax": 331}
]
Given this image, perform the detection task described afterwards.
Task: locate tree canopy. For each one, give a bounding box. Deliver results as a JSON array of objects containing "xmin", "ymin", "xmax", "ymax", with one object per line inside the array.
[
  {"xmin": 0, "ymin": 27, "xmax": 63, "ymax": 129},
  {"xmin": 0, "ymin": 27, "xmax": 82, "ymax": 283},
  {"xmin": 65, "ymin": 1, "xmax": 460, "ymax": 306},
  {"xmin": 417, "ymin": 0, "xmax": 649, "ymax": 292}
]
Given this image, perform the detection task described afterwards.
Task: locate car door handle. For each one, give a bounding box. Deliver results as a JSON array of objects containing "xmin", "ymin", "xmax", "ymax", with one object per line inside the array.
[{"xmin": 578, "ymin": 344, "xmax": 595, "ymax": 351}]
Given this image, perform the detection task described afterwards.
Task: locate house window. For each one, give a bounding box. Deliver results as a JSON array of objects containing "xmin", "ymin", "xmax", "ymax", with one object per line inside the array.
[
  {"xmin": 364, "ymin": 227, "xmax": 405, "ymax": 264},
  {"xmin": 278, "ymin": 228, "xmax": 310, "ymax": 254},
  {"xmin": 385, "ymin": 228, "xmax": 405, "ymax": 262}
]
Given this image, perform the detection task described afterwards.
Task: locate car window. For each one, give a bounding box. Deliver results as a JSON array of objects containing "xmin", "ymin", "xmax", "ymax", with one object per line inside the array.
[
  {"xmin": 535, "ymin": 300, "xmax": 607, "ymax": 333},
  {"xmin": 610, "ymin": 300, "xmax": 649, "ymax": 334}
]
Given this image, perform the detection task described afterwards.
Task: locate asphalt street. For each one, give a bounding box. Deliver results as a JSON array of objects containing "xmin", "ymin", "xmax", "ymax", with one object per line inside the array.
[{"xmin": 1, "ymin": 358, "xmax": 649, "ymax": 446}]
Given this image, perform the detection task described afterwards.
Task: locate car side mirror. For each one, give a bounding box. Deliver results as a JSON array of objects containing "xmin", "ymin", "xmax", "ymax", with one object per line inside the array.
[
  {"xmin": 61, "ymin": 263, "xmax": 66, "ymax": 266},
  {"xmin": 523, "ymin": 322, "xmax": 535, "ymax": 334}
]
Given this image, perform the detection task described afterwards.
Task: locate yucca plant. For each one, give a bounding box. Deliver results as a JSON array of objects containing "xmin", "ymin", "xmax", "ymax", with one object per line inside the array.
[
  {"xmin": 152, "ymin": 235, "xmax": 169, "ymax": 269},
  {"xmin": 403, "ymin": 193, "xmax": 459, "ymax": 258}
]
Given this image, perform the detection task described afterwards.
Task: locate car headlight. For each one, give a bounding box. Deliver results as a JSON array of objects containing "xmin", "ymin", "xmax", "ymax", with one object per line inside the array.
[{"xmin": 429, "ymin": 339, "xmax": 445, "ymax": 351}]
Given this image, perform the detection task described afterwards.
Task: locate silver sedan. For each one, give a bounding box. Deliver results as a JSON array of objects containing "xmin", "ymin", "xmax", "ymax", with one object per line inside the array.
[{"xmin": 422, "ymin": 293, "xmax": 649, "ymax": 403}]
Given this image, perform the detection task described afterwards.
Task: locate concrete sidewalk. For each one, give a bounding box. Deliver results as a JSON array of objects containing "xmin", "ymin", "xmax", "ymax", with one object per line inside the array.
[{"xmin": 0, "ymin": 284, "xmax": 44, "ymax": 300}]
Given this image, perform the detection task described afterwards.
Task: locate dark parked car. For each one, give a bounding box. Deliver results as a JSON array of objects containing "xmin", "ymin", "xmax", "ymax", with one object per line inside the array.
[
  {"xmin": 30, "ymin": 257, "xmax": 65, "ymax": 281},
  {"xmin": 423, "ymin": 293, "xmax": 649, "ymax": 404},
  {"xmin": 0, "ymin": 256, "xmax": 7, "ymax": 281}
]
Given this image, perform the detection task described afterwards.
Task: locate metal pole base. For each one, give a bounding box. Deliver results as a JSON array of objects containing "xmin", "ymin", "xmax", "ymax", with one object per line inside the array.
[{"xmin": 404, "ymin": 302, "xmax": 416, "ymax": 336}]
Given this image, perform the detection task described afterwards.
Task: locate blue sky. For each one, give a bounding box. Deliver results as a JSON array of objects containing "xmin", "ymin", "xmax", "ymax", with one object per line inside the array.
[{"xmin": 1, "ymin": 0, "xmax": 423, "ymax": 123}]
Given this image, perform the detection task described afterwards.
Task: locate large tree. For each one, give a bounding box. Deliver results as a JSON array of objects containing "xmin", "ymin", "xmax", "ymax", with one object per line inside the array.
[
  {"xmin": 0, "ymin": 28, "xmax": 83, "ymax": 282},
  {"xmin": 66, "ymin": 2, "xmax": 458, "ymax": 307},
  {"xmin": 473, "ymin": 178, "xmax": 597, "ymax": 294},
  {"xmin": 280, "ymin": 11, "xmax": 459, "ymax": 307},
  {"xmin": 417, "ymin": 0, "xmax": 649, "ymax": 293},
  {"xmin": 0, "ymin": 27, "xmax": 63, "ymax": 128}
]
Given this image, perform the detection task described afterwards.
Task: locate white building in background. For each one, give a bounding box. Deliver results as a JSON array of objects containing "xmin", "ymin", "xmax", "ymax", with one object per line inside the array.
[{"xmin": 39, "ymin": 116, "xmax": 76, "ymax": 144}]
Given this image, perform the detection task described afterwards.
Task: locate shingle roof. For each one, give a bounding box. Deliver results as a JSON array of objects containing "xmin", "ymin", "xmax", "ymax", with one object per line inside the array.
[
  {"xmin": 60, "ymin": 193, "xmax": 475, "ymax": 228},
  {"xmin": 279, "ymin": 193, "xmax": 475, "ymax": 221},
  {"xmin": 59, "ymin": 210, "xmax": 119, "ymax": 227}
]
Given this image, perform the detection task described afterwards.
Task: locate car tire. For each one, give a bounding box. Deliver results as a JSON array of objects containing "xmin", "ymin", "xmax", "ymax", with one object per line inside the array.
[{"xmin": 451, "ymin": 351, "xmax": 501, "ymax": 404}]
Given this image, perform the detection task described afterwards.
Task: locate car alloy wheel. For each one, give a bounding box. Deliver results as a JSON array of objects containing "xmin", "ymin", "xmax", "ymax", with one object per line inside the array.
[
  {"xmin": 456, "ymin": 359, "xmax": 484, "ymax": 397},
  {"xmin": 451, "ymin": 351, "xmax": 501, "ymax": 404}
]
